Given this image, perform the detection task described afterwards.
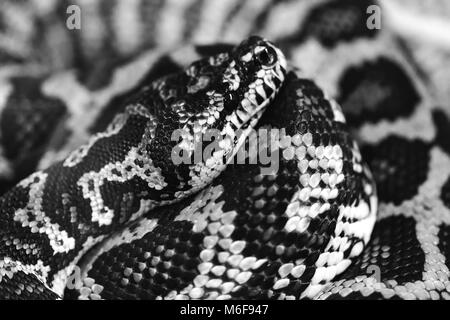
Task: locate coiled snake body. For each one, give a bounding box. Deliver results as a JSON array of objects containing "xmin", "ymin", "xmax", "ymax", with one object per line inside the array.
[{"xmin": 0, "ymin": 0, "xmax": 450, "ymax": 300}]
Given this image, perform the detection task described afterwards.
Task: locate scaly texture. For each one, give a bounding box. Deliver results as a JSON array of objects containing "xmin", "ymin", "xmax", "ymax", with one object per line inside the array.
[
  {"xmin": 0, "ymin": 36, "xmax": 287, "ymax": 298},
  {"xmin": 0, "ymin": 0, "xmax": 450, "ymax": 300},
  {"xmin": 64, "ymin": 72, "xmax": 376, "ymax": 300}
]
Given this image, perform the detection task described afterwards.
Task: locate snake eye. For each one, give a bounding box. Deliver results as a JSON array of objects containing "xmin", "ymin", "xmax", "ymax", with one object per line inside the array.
[{"xmin": 254, "ymin": 46, "xmax": 277, "ymax": 67}]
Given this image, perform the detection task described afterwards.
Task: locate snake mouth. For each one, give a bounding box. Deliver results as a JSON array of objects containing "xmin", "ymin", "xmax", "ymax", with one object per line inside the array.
[{"xmin": 218, "ymin": 56, "xmax": 286, "ymax": 164}]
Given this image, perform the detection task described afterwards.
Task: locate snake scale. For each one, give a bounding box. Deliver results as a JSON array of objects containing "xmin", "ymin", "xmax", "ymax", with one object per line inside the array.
[{"xmin": 0, "ymin": 0, "xmax": 450, "ymax": 300}]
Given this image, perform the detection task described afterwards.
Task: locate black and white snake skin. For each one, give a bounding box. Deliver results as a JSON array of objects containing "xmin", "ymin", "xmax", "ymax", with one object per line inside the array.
[{"xmin": 0, "ymin": 0, "xmax": 450, "ymax": 300}]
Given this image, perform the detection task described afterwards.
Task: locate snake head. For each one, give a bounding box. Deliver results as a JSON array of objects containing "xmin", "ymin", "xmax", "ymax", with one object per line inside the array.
[
  {"xmin": 181, "ymin": 37, "xmax": 286, "ymax": 192},
  {"xmin": 147, "ymin": 37, "xmax": 287, "ymax": 198},
  {"xmin": 181, "ymin": 36, "xmax": 287, "ymax": 134}
]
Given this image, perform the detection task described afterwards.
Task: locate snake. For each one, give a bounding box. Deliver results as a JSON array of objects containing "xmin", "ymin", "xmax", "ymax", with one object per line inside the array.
[{"xmin": 0, "ymin": 0, "xmax": 450, "ymax": 300}]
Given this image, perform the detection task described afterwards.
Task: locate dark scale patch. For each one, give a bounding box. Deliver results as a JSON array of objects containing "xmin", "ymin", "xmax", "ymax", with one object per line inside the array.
[
  {"xmin": 335, "ymin": 216, "xmax": 425, "ymax": 285},
  {"xmin": 1, "ymin": 77, "xmax": 67, "ymax": 159},
  {"xmin": 0, "ymin": 232, "xmax": 54, "ymax": 269},
  {"xmin": 68, "ymin": 218, "xmax": 202, "ymax": 300},
  {"xmin": 0, "ymin": 184, "xmax": 35, "ymax": 264},
  {"xmin": 219, "ymin": 163, "xmax": 304, "ymax": 257},
  {"xmin": 37, "ymin": 112, "xmax": 149, "ymax": 225},
  {"xmin": 77, "ymin": 113, "xmax": 150, "ymax": 172},
  {"xmin": 438, "ymin": 224, "xmax": 450, "ymax": 271},
  {"xmin": 362, "ymin": 136, "xmax": 430, "ymax": 205},
  {"xmin": 89, "ymin": 55, "xmax": 183, "ymax": 134},
  {"xmin": 260, "ymin": 73, "xmax": 336, "ymax": 134},
  {"xmin": 432, "ymin": 110, "xmax": 450, "ymax": 156},
  {"xmin": 337, "ymin": 58, "xmax": 420, "ymax": 127},
  {"xmin": 325, "ymin": 291, "xmax": 400, "ymax": 300},
  {"xmin": 0, "ymin": 271, "xmax": 59, "ymax": 300},
  {"xmin": 0, "ymin": 76, "xmax": 66, "ymax": 183},
  {"xmin": 281, "ymin": 0, "xmax": 379, "ymax": 48}
]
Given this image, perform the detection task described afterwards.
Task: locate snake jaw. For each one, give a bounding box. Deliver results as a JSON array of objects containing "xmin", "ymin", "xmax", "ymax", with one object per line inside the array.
[
  {"xmin": 215, "ymin": 39, "xmax": 287, "ymax": 166},
  {"xmin": 222, "ymin": 38, "xmax": 287, "ymax": 138}
]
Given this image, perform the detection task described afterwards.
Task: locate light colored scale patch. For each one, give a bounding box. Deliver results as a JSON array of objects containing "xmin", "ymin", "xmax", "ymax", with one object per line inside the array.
[
  {"xmin": 77, "ymin": 105, "xmax": 167, "ymax": 226},
  {"xmin": 318, "ymin": 147, "xmax": 450, "ymax": 300},
  {"xmin": 222, "ymin": 61, "xmax": 241, "ymax": 91},
  {"xmin": 173, "ymin": 89, "xmax": 225, "ymax": 131},
  {"xmin": 14, "ymin": 172, "xmax": 75, "ymax": 254},
  {"xmin": 51, "ymin": 235, "xmax": 106, "ymax": 297},
  {"xmin": 163, "ymin": 185, "xmax": 268, "ymax": 300},
  {"xmin": 1, "ymin": 234, "xmax": 40, "ymax": 258},
  {"xmin": 77, "ymin": 277, "xmax": 105, "ymax": 300},
  {"xmin": 0, "ymin": 257, "xmax": 51, "ymax": 290},
  {"xmin": 273, "ymin": 131, "xmax": 376, "ymax": 299}
]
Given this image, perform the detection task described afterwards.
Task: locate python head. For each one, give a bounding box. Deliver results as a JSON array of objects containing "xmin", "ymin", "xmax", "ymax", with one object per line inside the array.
[{"xmin": 147, "ymin": 36, "xmax": 287, "ymax": 198}]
